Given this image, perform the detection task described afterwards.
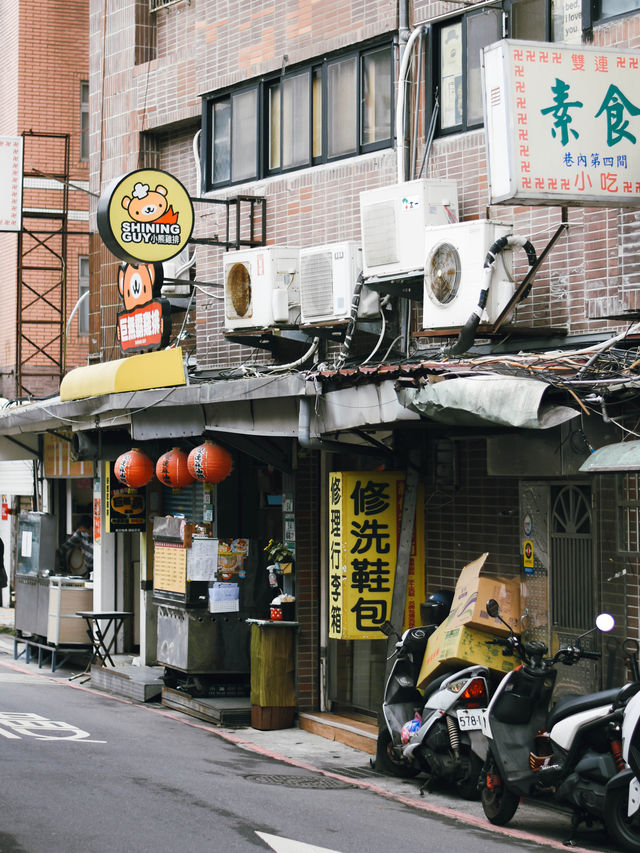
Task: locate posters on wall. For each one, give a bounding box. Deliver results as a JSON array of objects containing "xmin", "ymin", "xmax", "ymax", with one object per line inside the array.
[{"xmin": 104, "ymin": 461, "xmax": 147, "ymax": 533}]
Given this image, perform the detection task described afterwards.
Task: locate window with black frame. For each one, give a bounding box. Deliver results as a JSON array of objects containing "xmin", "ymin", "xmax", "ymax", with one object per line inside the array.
[
  {"xmin": 433, "ymin": 0, "xmax": 564, "ymax": 136},
  {"xmin": 593, "ymin": 0, "xmax": 640, "ymax": 22},
  {"xmin": 202, "ymin": 41, "xmax": 393, "ymax": 189}
]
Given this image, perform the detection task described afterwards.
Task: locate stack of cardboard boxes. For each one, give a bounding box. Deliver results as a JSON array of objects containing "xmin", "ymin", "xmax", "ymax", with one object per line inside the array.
[{"xmin": 418, "ymin": 553, "xmax": 521, "ymax": 688}]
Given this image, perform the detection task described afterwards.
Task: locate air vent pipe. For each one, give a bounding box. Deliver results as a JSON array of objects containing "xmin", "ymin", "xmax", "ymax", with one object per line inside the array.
[{"xmin": 446, "ymin": 235, "xmax": 537, "ymax": 357}]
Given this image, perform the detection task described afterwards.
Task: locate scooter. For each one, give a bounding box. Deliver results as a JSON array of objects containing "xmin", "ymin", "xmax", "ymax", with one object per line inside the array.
[
  {"xmin": 376, "ymin": 617, "xmax": 492, "ymax": 799},
  {"xmin": 479, "ymin": 598, "xmax": 640, "ymax": 846},
  {"xmin": 603, "ymin": 663, "xmax": 640, "ymax": 851}
]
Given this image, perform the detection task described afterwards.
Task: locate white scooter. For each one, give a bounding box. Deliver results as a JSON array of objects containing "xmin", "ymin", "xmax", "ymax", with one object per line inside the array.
[
  {"xmin": 603, "ymin": 685, "xmax": 640, "ymax": 850},
  {"xmin": 480, "ymin": 598, "xmax": 640, "ymax": 847},
  {"xmin": 377, "ymin": 618, "xmax": 492, "ymax": 799}
]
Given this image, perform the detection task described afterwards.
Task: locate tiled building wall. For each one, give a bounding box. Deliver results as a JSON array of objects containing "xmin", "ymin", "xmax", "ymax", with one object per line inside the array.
[
  {"xmin": 91, "ymin": 1, "xmax": 640, "ymax": 366},
  {"xmin": 422, "ymin": 438, "xmax": 521, "ymax": 593},
  {"xmin": 597, "ymin": 475, "xmax": 640, "ymax": 677}
]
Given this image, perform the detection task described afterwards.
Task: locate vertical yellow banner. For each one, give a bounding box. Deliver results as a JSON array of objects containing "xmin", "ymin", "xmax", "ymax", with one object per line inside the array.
[{"xmin": 328, "ymin": 471, "xmax": 424, "ymax": 640}]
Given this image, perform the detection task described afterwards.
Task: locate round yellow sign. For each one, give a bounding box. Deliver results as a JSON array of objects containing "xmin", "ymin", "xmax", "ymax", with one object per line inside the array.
[{"xmin": 97, "ymin": 169, "xmax": 194, "ymax": 264}]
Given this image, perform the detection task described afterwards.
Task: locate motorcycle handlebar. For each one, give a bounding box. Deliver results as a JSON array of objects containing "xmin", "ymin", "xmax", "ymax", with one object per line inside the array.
[
  {"xmin": 554, "ymin": 646, "xmax": 601, "ymax": 663},
  {"xmin": 580, "ymin": 650, "xmax": 601, "ymax": 661}
]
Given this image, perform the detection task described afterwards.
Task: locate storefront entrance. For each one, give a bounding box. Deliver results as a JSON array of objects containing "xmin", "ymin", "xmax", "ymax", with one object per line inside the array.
[
  {"xmin": 327, "ymin": 638, "xmax": 386, "ymax": 715},
  {"xmin": 521, "ymin": 481, "xmax": 598, "ymax": 695}
]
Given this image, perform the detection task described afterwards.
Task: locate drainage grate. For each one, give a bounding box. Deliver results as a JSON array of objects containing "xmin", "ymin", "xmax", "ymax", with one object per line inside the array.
[
  {"xmin": 323, "ymin": 764, "xmax": 385, "ymax": 781},
  {"xmin": 244, "ymin": 774, "xmax": 354, "ymax": 790}
]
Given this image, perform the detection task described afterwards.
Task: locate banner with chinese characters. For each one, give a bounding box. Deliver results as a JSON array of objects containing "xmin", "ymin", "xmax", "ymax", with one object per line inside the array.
[
  {"xmin": 483, "ymin": 39, "xmax": 640, "ymax": 207},
  {"xmin": 0, "ymin": 137, "xmax": 23, "ymax": 232},
  {"xmin": 328, "ymin": 471, "xmax": 424, "ymax": 640}
]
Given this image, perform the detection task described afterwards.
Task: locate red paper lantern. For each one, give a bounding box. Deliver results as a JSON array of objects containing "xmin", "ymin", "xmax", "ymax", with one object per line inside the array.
[
  {"xmin": 187, "ymin": 441, "xmax": 233, "ymax": 484},
  {"xmin": 155, "ymin": 447, "xmax": 196, "ymax": 488},
  {"xmin": 114, "ymin": 448, "xmax": 154, "ymax": 488}
]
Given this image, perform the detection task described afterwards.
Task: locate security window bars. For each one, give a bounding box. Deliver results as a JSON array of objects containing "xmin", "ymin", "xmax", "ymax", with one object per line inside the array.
[
  {"xmin": 203, "ymin": 42, "xmax": 392, "ymax": 189},
  {"xmin": 149, "ymin": 0, "xmax": 187, "ymax": 10}
]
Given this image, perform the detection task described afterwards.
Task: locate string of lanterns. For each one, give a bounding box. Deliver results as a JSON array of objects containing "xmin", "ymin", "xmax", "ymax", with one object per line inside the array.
[{"xmin": 114, "ymin": 441, "xmax": 233, "ymax": 489}]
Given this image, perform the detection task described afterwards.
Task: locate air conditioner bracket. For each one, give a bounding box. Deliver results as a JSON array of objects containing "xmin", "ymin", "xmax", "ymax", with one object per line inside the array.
[
  {"xmin": 189, "ymin": 195, "xmax": 266, "ymax": 251},
  {"xmin": 223, "ymin": 327, "xmax": 317, "ymax": 351},
  {"xmin": 362, "ymin": 272, "xmax": 423, "ymax": 300}
]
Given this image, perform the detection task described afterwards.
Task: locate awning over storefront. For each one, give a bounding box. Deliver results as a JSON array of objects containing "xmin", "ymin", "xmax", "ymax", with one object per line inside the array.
[
  {"xmin": 0, "ymin": 433, "xmax": 38, "ymax": 461},
  {"xmin": 0, "ymin": 372, "xmax": 310, "ymax": 441},
  {"xmin": 59, "ymin": 348, "xmax": 187, "ymax": 401},
  {"xmin": 399, "ymin": 375, "xmax": 579, "ymax": 430},
  {"xmin": 579, "ymin": 440, "xmax": 640, "ymax": 472}
]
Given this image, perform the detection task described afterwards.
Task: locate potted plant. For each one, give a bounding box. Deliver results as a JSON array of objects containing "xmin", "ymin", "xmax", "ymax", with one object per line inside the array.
[{"xmin": 264, "ymin": 538, "xmax": 294, "ymax": 573}]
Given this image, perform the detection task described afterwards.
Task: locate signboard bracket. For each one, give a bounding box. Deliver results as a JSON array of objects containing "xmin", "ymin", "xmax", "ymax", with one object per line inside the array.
[{"xmin": 385, "ymin": 460, "xmax": 419, "ymax": 677}]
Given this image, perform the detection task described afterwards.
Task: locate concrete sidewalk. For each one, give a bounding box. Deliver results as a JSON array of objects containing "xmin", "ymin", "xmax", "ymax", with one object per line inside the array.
[{"xmin": 0, "ymin": 616, "xmax": 616, "ymax": 853}]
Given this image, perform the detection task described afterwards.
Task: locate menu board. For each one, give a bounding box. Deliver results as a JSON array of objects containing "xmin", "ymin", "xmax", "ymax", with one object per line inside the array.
[{"xmin": 153, "ymin": 542, "xmax": 187, "ymax": 594}]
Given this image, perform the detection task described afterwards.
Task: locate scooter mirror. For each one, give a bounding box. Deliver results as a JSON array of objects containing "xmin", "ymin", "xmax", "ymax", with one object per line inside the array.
[
  {"xmin": 486, "ymin": 598, "xmax": 500, "ymax": 618},
  {"xmin": 595, "ymin": 612, "xmax": 615, "ymax": 633}
]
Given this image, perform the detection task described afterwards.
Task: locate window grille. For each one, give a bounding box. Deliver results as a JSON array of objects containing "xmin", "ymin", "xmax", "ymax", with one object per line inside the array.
[
  {"xmin": 550, "ymin": 485, "xmax": 593, "ymax": 630},
  {"xmin": 149, "ymin": 0, "xmax": 188, "ymax": 11}
]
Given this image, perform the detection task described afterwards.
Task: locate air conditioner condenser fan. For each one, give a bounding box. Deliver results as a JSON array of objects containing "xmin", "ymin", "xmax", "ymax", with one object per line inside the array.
[
  {"xmin": 226, "ymin": 262, "xmax": 252, "ymax": 318},
  {"xmin": 425, "ymin": 242, "xmax": 461, "ymax": 305}
]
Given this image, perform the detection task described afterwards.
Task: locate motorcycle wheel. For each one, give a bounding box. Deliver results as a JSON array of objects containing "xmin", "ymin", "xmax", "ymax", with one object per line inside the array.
[
  {"xmin": 604, "ymin": 786, "xmax": 640, "ymax": 852},
  {"xmin": 456, "ymin": 752, "xmax": 483, "ymax": 801},
  {"xmin": 375, "ymin": 729, "xmax": 421, "ymax": 779},
  {"xmin": 480, "ymin": 754, "xmax": 520, "ymax": 826}
]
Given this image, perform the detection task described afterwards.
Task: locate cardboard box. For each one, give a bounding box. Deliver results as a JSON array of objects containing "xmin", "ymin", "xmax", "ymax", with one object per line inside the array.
[
  {"xmin": 447, "ymin": 553, "xmax": 521, "ymax": 636},
  {"xmin": 417, "ymin": 622, "xmax": 517, "ymax": 688}
]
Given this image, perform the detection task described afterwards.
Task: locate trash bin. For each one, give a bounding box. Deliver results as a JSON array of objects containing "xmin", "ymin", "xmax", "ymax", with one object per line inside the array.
[{"xmin": 249, "ymin": 620, "xmax": 296, "ymax": 730}]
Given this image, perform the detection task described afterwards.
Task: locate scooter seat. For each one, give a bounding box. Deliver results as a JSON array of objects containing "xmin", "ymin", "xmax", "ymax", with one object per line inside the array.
[
  {"xmin": 546, "ymin": 688, "xmax": 620, "ymax": 729},
  {"xmin": 421, "ymin": 671, "xmax": 452, "ymax": 703}
]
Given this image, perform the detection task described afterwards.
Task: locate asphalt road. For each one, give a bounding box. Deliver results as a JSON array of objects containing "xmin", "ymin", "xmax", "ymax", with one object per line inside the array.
[{"xmin": 0, "ymin": 650, "xmax": 621, "ymax": 853}]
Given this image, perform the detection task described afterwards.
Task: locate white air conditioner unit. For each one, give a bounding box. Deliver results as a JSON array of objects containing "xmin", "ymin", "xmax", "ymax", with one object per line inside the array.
[
  {"xmin": 161, "ymin": 247, "xmax": 193, "ymax": 296},
  {"xmin": 422, "ymin": 221, "xmax": 514, "ymax": 330},
  {"xmin": 299, "ymin": 242, "xmax": 379, "ymax": 324},
  {"xmin": 223, "ymin": 246, "xmax": 300, "ymax": 332},
  {"xmin": 360, "ymin": 179, "xmax": 459, "ymax": 280}
]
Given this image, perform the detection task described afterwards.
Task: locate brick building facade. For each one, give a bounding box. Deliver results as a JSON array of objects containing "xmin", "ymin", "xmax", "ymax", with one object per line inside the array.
[{"xmin": 66, "ymin": 0, "xmax": 640, "ymax": 717}]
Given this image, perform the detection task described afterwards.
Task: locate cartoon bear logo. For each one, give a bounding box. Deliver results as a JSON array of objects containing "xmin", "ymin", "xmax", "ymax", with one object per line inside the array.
[
  {"xmin": 116, "ymin": 262, "xmax": 171, "ymax": 354},
  {"xmin": 117, "ymin": 262, "xmax": 158, "ymax": 312},
  {"xmin": 121, "ymin": 182, "xmax": 178, "ymax": 225}
]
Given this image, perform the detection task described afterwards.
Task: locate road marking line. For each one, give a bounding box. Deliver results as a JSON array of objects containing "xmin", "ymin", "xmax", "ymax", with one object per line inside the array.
[{"xmin": 256, "ymin": 832, "xmax": 342, "ymax": 853}]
